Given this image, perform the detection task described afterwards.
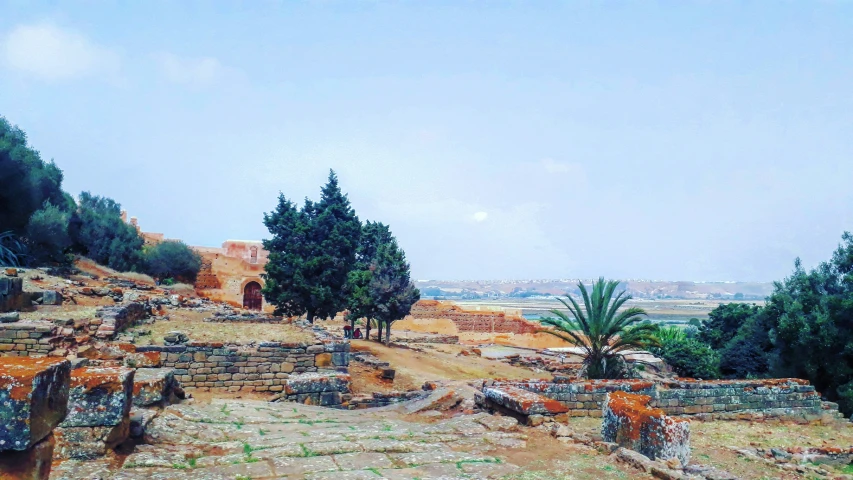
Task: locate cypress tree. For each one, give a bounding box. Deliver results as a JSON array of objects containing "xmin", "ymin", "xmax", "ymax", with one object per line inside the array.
[{"xmin": 262, "ymin": 170, "xmax": 361, "ymax": 322}]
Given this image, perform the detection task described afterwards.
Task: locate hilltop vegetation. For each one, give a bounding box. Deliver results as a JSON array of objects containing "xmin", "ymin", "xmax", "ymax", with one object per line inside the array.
[{"xmin": 0, "ymin": 115, "xmax": 200, "ymax": 282}]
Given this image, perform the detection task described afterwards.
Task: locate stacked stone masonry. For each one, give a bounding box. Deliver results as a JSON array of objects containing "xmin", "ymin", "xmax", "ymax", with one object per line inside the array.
[
  {"xmin": 486, "ymin": 378, "xmax": 831, "ymax": 419},
  {"xmin": 137, "ymin": 339, "xmax": 349, "ymax": 393},
  {"xmin": 0, "ymin": 276, "xmax": 29, "ymax": 313},
  {"xmin": 0, "ymin": 321, "xmax": 56, "ymax": 356},
  {"xmin": 408, "ymin": 300, "xmax": 539, "ymax": 334}
]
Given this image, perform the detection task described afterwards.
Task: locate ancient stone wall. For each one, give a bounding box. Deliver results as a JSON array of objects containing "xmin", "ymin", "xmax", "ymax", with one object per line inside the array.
[
  {"xmin": 487, "ymin": 378, "xmax": 830, "ymax": 420},
  {"xmin": 0, "ymin": 275, "xmax": 29, "ymax": 312},
  {"xmin": 347, "ymin": 391, "xmax": 427, "ymax": 410},
  {"xmin": 0, "ymin": 320, "xmax": 56, "ymax": 356},
  {"xmin": 0, "ymin": 303, "xmax": 149, "ymax": 358},
  {"xmin": 137, "ymin": 339, "xmax": 349, "ymax": 393},
  {"xmin": 408, "ymin": 300, "xmax": 539, "ymax": 334}
]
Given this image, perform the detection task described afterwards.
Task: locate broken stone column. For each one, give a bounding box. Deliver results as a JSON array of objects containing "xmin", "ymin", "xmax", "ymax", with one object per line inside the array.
[
  {"xmin": 54, "ymin": 366, "xmax": 135, "ymax": 459},
  {"xmin": 602, "ymin": 390, "xmax": 690, "ymax": 467},
  {"xmin": 0, "ymin": 357, "xmax": 71, "ymax": 479}
]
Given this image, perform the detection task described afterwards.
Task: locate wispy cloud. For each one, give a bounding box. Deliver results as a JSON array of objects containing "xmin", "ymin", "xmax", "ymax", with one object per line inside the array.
[
  {"xmin": 541, "ymin": 158, "xmax": 583, "ymax": 175},
  {"xmin": 1, "ymin": 23, "xmax": 120, "ymax": 81}
]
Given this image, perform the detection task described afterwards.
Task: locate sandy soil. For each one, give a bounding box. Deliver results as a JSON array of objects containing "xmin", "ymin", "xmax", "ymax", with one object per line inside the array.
[
  {"xmin": 137, "ymin": 308, "xmax": 314, "ymax": 345},
  {"xmin": 351, "ymin": 340, "xmax": 549, "ymax": 387}
]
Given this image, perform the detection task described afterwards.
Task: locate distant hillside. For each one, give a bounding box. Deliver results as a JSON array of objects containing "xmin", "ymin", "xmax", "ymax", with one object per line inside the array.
[{"xmin": 414, "ymin": 279, "xmax": 774, "ymax": 301}]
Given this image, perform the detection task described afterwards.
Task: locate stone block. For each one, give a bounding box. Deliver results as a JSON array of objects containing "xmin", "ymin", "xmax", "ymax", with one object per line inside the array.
[
  {"xmin": 40, "ymin": 290, "xmax": 63, "ymax": 306},
  {"xmin": 0, "ymin": 357, "xmax": 70, "ymax": 451},
  {"xmin": 132, "ymin": 368, "xmax": 176, "ymax": 407},
  {"xmin": 283, "ymin": 372, "xmax": 351, "ymax": 396},
  {"xmin": 482, "ymin": 386, "xmax": 569, "ymax": 416},
  {"xmin": 53, "ymin": 419, "xmax": 129, "ymax": 459},
  {"xmin": 61, "ymin": 367, "xmax": 134, "ymax": 428},
  {"xmin": 0, "ymin": 432, "xmax": 55, "ymax": 480},
  {"xmin": 602, "ymin": 391, "xmax": 690, "ymax": 467}
]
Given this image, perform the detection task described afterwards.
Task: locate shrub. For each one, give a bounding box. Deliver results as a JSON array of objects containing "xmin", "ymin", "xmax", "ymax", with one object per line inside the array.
[
  {"xmin": 25, "ymin": 204, "xmax": 72, "ymax": 266},
  {"xmin": 143, "ymin": 241, "xmax": 202, "ymax": 283},
  {"xmin": 655, "ymin": 337, "xmax": 721, "ymax": 379},
  {"xmin": 71, "ymin": 192, "xmax": 144, "ymax": 272}
]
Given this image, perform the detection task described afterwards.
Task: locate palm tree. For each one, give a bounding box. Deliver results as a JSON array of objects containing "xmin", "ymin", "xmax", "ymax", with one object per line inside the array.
[{"xmin": 539, "ymin": 278, "xmax": 658, "ymax": 379}]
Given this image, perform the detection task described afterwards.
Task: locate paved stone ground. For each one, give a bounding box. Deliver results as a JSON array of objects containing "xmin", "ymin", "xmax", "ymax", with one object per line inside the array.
[{"xmin": 51, "ymin": 400, "xmax": 527, "ymax": 479}]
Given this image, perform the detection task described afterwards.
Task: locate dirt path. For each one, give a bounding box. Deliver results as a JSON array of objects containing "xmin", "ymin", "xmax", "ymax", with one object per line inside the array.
[{"xmin": 351, "ymin": 341, "xmax": 549, "ymax": 389}]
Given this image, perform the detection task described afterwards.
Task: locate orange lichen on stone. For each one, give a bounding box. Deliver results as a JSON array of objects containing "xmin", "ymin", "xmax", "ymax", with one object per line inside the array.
[
  {"xmin": 606, "ymin": 391, "xmax": 663, "ymax": 441},
  {"xmin": 0, "ymin": 357, "xmax": 69, "ymax": 401},
  {"xmin": 69, "ymin": 367, "xmax": 132, "ymax": 394}
]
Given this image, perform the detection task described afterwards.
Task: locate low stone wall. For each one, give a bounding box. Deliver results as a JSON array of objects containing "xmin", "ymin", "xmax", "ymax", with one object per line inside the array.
[
  {"xmin": 137, "ymin": 339, "xmax": 349, "ymax": 393},
  {"xmin": 486, "ymin": 378, "xmax": 831, "ymax": 420},
  {"xmin": 0, "ymin": 321, "xmax": 56, "ymax": 356},
  {"xmin": 204, "ymin": 314, "xmax": 285, "ymax": 324},
  {"xmin": 408, "ymin": 300, "xmax": 539, "ymax": 334},
  {"xmin": 94, "ymin": 303, "xmax": 148, "ymax": 339}
]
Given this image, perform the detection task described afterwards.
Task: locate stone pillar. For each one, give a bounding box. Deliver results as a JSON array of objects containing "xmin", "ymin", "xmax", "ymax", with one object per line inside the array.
[
  {"xmin": 0, "ymin": 357, "xmax": 71, "ymax": 479},
  {"xmin": 54, "ymin": 366, "xmax": 135, "ymax": 459},
  {"xmin": 602, "ymin": 390, "xmax": 690, "ymax": 467}
]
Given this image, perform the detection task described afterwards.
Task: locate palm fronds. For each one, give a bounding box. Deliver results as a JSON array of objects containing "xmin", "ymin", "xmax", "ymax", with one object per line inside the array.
[
  {"xmin": 537, "ymin": 277, "xmax": 653, "ymax": 379},
  {"xmin": 0, "ymin": 231, "xmax": 26, "ymax": 267}
]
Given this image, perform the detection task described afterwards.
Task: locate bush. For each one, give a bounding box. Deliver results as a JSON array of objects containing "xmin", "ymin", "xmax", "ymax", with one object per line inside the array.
[
  {"xmin": 655, "ymin": 337, "xmax": 721, "ymax": 379},
  {"xmin": 0, "ymin": 117, "xmax": 72, "ymax": 234},
  {"xmin": 143, "ymin": 241, "xmax": 202, "ymax": 283},
  {"xmin": 25, "ymin": 204, "xmax": 72, "ymax": 266},
  {"xmin": 71, "ymin": 192, "xmax": 144, "ymax": 272}
]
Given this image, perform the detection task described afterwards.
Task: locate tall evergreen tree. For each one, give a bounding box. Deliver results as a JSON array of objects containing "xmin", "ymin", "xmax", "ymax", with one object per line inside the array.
[
  {"xmin": 345, "ymin": 221, "xmax": 419, "ymax": 343},
  {"xmin": 262, "ymin": 170, "xmax": 361, "ymax": 322}
]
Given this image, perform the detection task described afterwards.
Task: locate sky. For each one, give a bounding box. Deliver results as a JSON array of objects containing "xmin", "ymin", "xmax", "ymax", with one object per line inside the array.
[{"xmin": 1, "ymin": 1, "xmax": 852, "ymax": 282}]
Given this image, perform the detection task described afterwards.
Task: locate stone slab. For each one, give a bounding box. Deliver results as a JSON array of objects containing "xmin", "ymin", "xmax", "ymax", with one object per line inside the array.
[{"xmin": 0, "ymin": 357, "xmax": 70, "ymax": 451}]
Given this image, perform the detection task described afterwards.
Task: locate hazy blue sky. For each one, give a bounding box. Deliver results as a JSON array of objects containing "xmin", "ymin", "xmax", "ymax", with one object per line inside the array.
[{"xmin": 2, "ymin": 1, "xmax": 851, "ymax": 281}]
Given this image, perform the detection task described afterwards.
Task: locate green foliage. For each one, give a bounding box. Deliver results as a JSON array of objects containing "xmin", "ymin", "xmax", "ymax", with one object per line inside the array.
[
  {"xmin": 539, "ymin": 278, "xmax": 656, "ymax": 379},
  {"xmin": 698, "ymin": 302, "xmax": 763, "ymax": 350},
  {"xmin": 0, "ymin": 231, "xmax": 26, "ymax": 267},
  {"xmin": 25, "ymin": 203, "xmax": 72, "ymax": 266},
  {"xmin": 143, "ymin": 240, "xmax": 202, "ymax": 282},
  {"xmin": 346, "ymin": 221, "xmax": 420, "ymax": 344},
  {"xmin": 72, "ymin": 192, "xmax": 144, "ymax": 272},
  {"xmin": 0, "ymin": 117, "xmax": 72, "ymax": 234},
  {"xmin": 262, "ymin": 170, "xmax": 361, "ymax": 321},
  {"xmin": 654, "ymin": 337, "xmax": 721, "ymax": 379},
  {"xmin": 653, "ymin": 325, "xmax": 685, "ymax": 344},
  {"xmin": 761, "ymin": 234, "xmax": 853, "ymax": 415}
]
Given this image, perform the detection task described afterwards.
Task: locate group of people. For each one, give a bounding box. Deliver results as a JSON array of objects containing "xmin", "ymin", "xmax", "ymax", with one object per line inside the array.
[{"xmin": 342, "ymin": 324, "xmax": 363, "ymax": 339}]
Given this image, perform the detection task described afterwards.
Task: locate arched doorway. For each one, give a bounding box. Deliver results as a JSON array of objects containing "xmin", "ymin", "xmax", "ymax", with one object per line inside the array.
[{"xmin": 243, "ymin": 281, "xmax": 262, "ymax": 310}]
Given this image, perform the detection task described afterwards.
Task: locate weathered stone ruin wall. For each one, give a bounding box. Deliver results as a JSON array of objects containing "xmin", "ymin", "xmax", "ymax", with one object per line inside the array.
[
  {"xmin": 193, "ymin": 241, "xmax": 273, "ymax": 312},
  {"xmin": 0, "ymin": 275, "xmax": 30, "ymax": 312},
  {"xmin": 408, "ymin": 300, "xmax": 539, "ymax": 334},
  {"xmin": 0, "ymin": 320, "xmax": 56, "ymax": 356},
  {"xmin": 137, "ymin": 339, "xmax": 349, "ymax": 394},
  {"xmin": 486, "ymin": 378, "xmax": 832, "ymax": 420},
  {"xmin": 94, "ymin": 303, "xmax": 148, "ymax": 339},
  {"xmin": 204, "ymin": 313, "xmax": 285, "ymax": 324},
  {"xmin": 0, "ymin": 303, "xmax": 150, "ymax": 358}
]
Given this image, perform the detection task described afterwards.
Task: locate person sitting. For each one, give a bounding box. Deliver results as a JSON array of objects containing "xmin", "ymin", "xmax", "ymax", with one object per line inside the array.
[{"xmin": 352, "ymin": 327, "xmax": 363, "ymax": 339}]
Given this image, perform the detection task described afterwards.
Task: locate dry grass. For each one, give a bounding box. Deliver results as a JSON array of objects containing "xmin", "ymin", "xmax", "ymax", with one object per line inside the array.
[
  {"xmin": 140, "ymin": 308, "xmax": 314, "ymax": 345},
  {"xmin": 162, "ymin": 283, "xmax": 195, "ymax": 294},
  {"xmin": 560, "ymin": 415, "xmax": 853, "ymax": 479},
  {"xmin": 74, "ymin": 257, "xmax": 155, "ymax": 285}
]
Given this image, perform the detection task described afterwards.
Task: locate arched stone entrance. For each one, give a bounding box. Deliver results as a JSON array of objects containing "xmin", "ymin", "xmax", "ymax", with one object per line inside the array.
[{"xmin": 243, "ymin": 281, "xmax": 262, "ymax": 311}]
